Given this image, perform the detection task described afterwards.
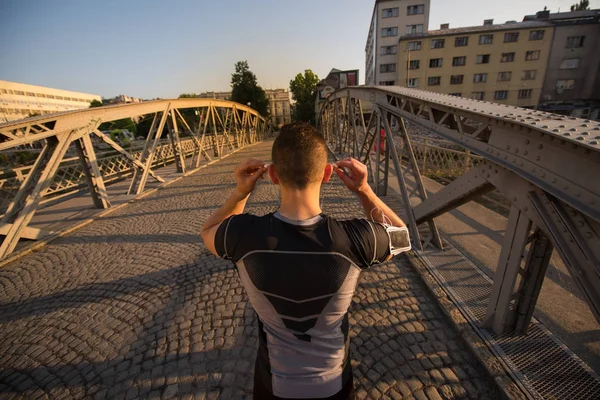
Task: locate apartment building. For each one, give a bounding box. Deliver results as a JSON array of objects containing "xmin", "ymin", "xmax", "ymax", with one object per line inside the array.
[
  {"xmin": 397, "ymin": 19, "xmax": 553, "ymax": 107},
  {"xmin": 365, "ymin": 0, "xmax": 430, "ymax": 86},
  {"xmin": 0, "ymin": 80, "xmax": 101, "ymax": 123},
  {"xmin": 525, "ymin": 9, "xmax": 600, "ymax": 119},
  {"xmin": 266, "ymin": 89, "xmax": 292, "ymax": 127}
]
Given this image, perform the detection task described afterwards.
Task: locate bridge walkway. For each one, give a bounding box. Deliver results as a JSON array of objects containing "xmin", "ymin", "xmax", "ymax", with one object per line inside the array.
[{"xmin": 0, "ymin": 140, "xmax": 496, "ymax": 399}]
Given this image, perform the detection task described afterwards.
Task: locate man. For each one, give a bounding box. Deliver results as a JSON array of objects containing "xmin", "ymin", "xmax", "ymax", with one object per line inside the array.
[{"xmin": 201, "ymin": 122, "xmax": 407, "ymax": 399}]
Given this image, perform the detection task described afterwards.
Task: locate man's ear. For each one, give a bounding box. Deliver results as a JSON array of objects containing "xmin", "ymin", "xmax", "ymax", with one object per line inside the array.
[
  {"xmin": 268, "ymin": 164, "xmax": 280, "ymax": 185},
  {"xmin": 322, "ymin": 163, "xmax": 333, "ymax": 183}
]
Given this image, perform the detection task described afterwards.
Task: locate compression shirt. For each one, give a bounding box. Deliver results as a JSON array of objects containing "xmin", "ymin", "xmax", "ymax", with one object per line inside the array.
[{"xmin": 215, "ymin": 211, "xmax": 391, "ymax": 399}]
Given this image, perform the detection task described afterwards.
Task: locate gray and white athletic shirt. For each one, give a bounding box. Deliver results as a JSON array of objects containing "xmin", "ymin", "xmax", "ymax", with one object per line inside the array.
[{"xmin": 215, "ymin": 211, "xmax": 391, "ymax": 399}]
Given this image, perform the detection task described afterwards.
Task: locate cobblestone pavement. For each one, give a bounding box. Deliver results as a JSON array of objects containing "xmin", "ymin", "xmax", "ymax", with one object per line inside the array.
[{"xmin": 0, "ymin": 140, "xmax": 496, "ymax": 399}]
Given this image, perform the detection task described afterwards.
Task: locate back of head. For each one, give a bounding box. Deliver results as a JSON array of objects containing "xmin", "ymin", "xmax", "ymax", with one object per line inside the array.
[{"xmin": 272, "ymin": 122, "xmax": 328, "ymax": 189}]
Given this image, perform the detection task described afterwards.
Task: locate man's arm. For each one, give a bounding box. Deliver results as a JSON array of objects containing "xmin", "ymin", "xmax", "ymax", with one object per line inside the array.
[
  {"xmin": 200, "ymin": 158, "xmax": 267, "ymax": 257},
  {"xmin": 334, "ymin": 157, "xmax": 405, "ymax": 227}
]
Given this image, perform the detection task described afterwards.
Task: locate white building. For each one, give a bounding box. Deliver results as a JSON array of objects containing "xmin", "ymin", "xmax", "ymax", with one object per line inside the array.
[
  {"xmin": 266, "ymin": 89, "xmax": 292, "ymax": 127},
  {"xmin": 0, "ymin": 80, "xmax": 101, "ymax": 123},
  {"xmin": 365, "ymin": 0, "xmax": 431, "ymax": 86}
]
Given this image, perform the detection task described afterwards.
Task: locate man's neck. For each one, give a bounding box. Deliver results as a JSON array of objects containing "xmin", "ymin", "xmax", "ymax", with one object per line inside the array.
[{"xmin": 278, "ymin": 184, "xmax": 322, "ymax": 221}]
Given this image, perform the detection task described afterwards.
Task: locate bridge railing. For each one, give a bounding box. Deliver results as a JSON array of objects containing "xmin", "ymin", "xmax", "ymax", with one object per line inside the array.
[
  {"xmin": 319, "ymin": 86, "xmax": 600, "ymax": 335},
  {"xmin": 0, "ymin": 99, "xmax": 272, "ymax": 258}
]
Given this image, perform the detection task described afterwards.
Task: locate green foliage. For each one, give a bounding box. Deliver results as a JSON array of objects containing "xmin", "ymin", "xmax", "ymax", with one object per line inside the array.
[
  {"xmin": 230, "ymin": 61, "xmax": 269, "ymax": 116},
  {"xmin": 178, "ymin": 93, "xmax": 199, "ymax": 98},
  {"xmin": 571, "ymin": 0, "xmax": 590, "ymax": 10},
  {"xmin": 89, "ymin": 99, "xmax": 103, "ymax": 108},
  {"xmin": 289, "ymin": 69, "xmax": 320, "ymax": 125},
  {"xmin": 99, "ymin": 118, "xmax": 137, "ymax": 134}
]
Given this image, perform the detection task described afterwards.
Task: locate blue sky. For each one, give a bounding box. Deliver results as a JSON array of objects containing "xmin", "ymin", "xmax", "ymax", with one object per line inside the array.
[{"xmin": 0, "ymin": 0, "xmax": 597, "ymax": 99}]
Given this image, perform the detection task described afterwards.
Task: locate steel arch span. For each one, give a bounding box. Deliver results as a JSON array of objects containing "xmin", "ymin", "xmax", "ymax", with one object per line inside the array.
[
  {"xmin": 318, "ymin": 85, "xmax": 600, "ymax": 335},
  {"xmin": 0, "ymin": 99, "xmax": 272, "ymax": 258}
]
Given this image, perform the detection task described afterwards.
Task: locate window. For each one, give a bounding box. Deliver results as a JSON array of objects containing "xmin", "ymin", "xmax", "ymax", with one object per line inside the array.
[
  {"xmin": 476, "ymin": 54, "xmax": 491, "ymax": 64},
  {"xmin": 449, "ymin": 93, "xmax": 462, "ymax": 97},
  {"xmin": 407, "ymin": 4, "xmax": 425, "ymax": 15},
  {"xmin": 560, "ymin": 58, "xmax": 580, "ymax": 69},
  {"xmin": 406, "ymin": 24, "xmax": 424, "ymax": 34},
  {"xmin": 495, "ymin": 91, "xmax": 509, "ymax": 100},
  {"xmin": 409, "ymin": 60, "xmax": 420, "ymax": 69},
  {"xmin": 407, "ymin": 41, "xmax": 422, "ymax": 51},
  {"xmin": 382, "ymin": 7, "xmax": 399, "ymax": 18},
  {"xmin": 518, "ymin": 89, "xmax": 532, "ymax": 99},
  {"xmin": 479, "ymin": 34, "xmax": 494, "ymax": 45},
  {"xmin": 455, "ymin": 36, "xmax": 469, "ymax": 47},
  {"xmin": 452, "ymin": 56, "xmax": 466, "ymax": 66},
  {"xmin": 431, "ymin": 39, "xmax": 445, "ymax": 49},
  {"xmin": 408, "ymin": 78, "xmax": 419, "ymax": 88},
  {"xmin": 429, "ymin": 58, "xmax": 443, "ymax": 68},
  {"xmin": 379, "ymin": 81, "xmax": 395, "ymax": 86},
  {"xmin": 450, "ymin": 75, "xmax": 464, "ymax": 85},
  {"xmin": 501, "ymin": 52, "xmax": 515, "ymax": 63},
  {"xmin": 497, "ymin": 71, "xmax": 512, "ymax": 82},
  {"xmin": 428, "ymin": 77, "xmax": 441, "ymax": 86},
  {"xmin": 530, "ymin": 30, "xmax": 545, "ymax": 40},
  {"xmin": 473, "ymin": 73, "xmax": 488, "ymax": 83},
  {"xmin": 380, "ymin": 63, "xmax": 396, "ymax": 73},
  {"xmin": 556, "ymin": 79, "xmax": 575, "ymax": 90},
  {"xmin": 381, "ymin": 27, "xmax": 398, "ymax": 37},
  {"xmin": 381, "ymin": 45, "xmax": 398, "ymax": 55},
  {"xmin": 522, "ymin": 70, "xmax": 536, "ymax": 80},
  {"xmin": 525, "ymin": 50, "xmax": 540, "ymax": 61},
  {"xmin": 566, "ymin": 36, "xmax": 585, "ymax": 48},
  {"xmin": 471, "ymin": 92, "xmax": 485, "ymax": 100},
  {"xmin": 504, "ymin": 32, "xmax": 519, "ymax": 43}
]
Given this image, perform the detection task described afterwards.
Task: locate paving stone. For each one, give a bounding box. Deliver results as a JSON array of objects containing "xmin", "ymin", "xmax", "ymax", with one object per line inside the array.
[{"xmin": 0, "ymin": 140, "xmax": 493, "ymax": 399}]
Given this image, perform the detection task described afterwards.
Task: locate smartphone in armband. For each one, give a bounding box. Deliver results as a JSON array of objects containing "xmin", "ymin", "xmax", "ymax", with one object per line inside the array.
[{"xmin": 386, "ymin": 226, "xmax": 411, "ymax": 255}]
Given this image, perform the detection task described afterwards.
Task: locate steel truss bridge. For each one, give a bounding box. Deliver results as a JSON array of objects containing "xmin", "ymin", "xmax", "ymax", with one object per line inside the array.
[
  {"xmin": 319, "ymin": 86, "xmax": 600, "ymax": 336},
  {"xmin": 0, "ymin": 99, "xmax": 270, "ymax": 259}
]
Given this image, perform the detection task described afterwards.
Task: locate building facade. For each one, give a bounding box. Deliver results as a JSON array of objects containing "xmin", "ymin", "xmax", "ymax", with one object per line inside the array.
[
  {"xmin": 397, "ymin": 20, "xmax": 554, "ymax": 108},
  {"xmin": 198, "ymin": 91, "xmax": 231, "ymax": 101},
  {"xmin": 0, "ymin": 80, "xmax": 101, "ymax": 123},
  {"xmin": 525, "ymin": 10, "xmax": 600, "ymax": 119},
  {"xmin": 365, "ymin": 0, "xmax": 431, "ymax": 86},
  {"xmin": 266, "ymin": 89, "xmax": 292, "ymax": 127}
]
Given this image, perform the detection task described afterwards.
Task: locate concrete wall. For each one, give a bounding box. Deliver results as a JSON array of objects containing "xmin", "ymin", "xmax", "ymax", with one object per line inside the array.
[
  {"xmin": 397, "ymin": 24, "xmax": 553, "ymax": 108},
  {"xmin": 540, "ymin": 23, "xmax": 600, "ymax": 104},
  {"xmin": 0, "ymin": 80, "xmax": 101, "ymax": 123},
  {"xmin": 365, "ymin": 0, "xmax": 431, "ymax": 85}
]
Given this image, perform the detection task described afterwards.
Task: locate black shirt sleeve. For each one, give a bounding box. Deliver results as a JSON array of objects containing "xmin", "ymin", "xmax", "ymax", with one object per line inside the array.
[
  {"xmin": 214, "ymin": 214, "xmax": 254, "ymax": 261},
  {"xmin": 341, "ymin": 218, "xmax": 391, "ymax": 269}
]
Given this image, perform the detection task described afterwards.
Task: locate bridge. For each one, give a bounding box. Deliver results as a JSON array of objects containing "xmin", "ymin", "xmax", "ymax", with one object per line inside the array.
[{"xmin": 0, "ymin": 89, "xmax": 599, "ymax": 399}]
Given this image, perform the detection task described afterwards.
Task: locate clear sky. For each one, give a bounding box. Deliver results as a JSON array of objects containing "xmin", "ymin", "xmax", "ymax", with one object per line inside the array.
[{"xmin": 0, "ymin": 0, "xmax": 597, "ymax": 99}]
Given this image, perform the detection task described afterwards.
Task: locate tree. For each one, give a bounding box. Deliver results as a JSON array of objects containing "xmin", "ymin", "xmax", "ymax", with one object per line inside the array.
[
  {"xmin": 178, "ymin": 93, "xmax": 199, "ymax": 98},
  {"xmin": 89, "ymin": 99, "xmax": 103, "ymax": 108},
  {"xmin": 230, "ymin": 61, "xmax": 269, "ymax": 116},
  {"xmin": 289, "ymin": 70, "xmax": 320, "ymax": 125},
  {"xmin": 571, "ymin": 0, "xmax": 590, "ymax": 11}
]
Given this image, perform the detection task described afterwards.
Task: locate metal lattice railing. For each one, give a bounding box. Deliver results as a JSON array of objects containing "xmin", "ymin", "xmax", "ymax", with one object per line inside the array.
[{"xmin": 0, "ymin": 138, "xmax": 203, "ymax": 213}]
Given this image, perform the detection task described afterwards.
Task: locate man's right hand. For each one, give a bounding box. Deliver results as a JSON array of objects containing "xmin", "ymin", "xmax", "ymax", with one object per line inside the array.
[{"xmin": 334, "ymin": 158, "xmax": 371, "ymax": 194}]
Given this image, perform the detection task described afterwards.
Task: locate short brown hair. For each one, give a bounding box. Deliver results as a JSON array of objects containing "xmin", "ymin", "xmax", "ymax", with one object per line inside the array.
[{"xmin": 271, "ymin": 122, "xmax": 328, "ymax": 189}]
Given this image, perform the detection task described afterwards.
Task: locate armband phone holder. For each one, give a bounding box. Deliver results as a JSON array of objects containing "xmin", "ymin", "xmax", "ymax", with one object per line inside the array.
[{"xmin": 386, "ymin": 226, "xmax": 411, "ymax": 255}]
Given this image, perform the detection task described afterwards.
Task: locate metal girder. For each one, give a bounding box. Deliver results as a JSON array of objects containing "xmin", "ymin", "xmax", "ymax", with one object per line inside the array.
[
  {"xmin": 74, "ymin": 134, "xmax": 110, "ymax": 209},
  {"xmin": 0, "ymin": 98, "xmax": 266, "ymax": 150},
  {"xmin": 318, "ymin": 86, "xmax": 600, "ymax": 334},
  {"xmin": 483, "ymin": 161, "xmax": 600, "ymax": 327},
  {"xmin": 0, "ymin": 98, "xmax": 270, "ymax": 260},
  {"xmin": 0, "ymin": 131, "xmax": 76, "ymax": 258},
  {"xmin": 168, "ymin": 110, "xmax": 186, "ymax": 174},
  {"xmin": 483, "ymin": 204, "xmax": 533, "ymax": 333},
  {"xmin": 379, "ymin": 107, "xmax": 422, "ymax": 251},
  {"xmin": 515, "ymin": 229, "xmax": 553, "ymax": 333},
  {"xmin": 414, "ymin": 167, "xmax": 494, "ymax": 224}
]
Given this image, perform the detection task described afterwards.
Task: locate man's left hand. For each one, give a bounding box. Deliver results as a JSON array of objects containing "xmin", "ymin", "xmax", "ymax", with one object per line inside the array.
[{"xmin": 234, "ymin": 158, "xmax": 268, "ymax": 198}]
